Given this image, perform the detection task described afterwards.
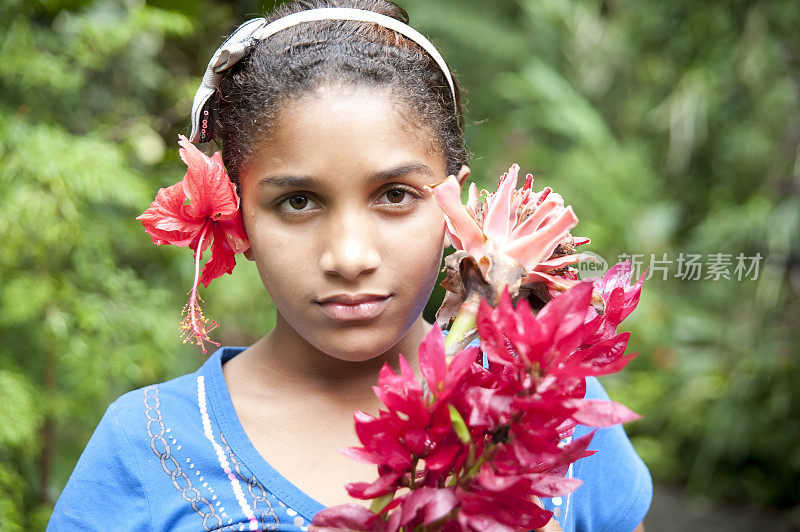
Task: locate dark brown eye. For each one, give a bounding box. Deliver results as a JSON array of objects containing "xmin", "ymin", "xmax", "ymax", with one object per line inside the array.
[
  {"xmin": 385, "ymin": 189, "xmax": 406, "ymax": 203},
  {"xmin": 288, "ymin": 195, "xmax": 309, "ymax": 210}
]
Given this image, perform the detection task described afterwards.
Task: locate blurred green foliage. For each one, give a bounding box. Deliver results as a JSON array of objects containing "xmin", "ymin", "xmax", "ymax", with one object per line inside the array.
[{"xmin": 0, "ymin": 0, "xmax": 798, "ymax": 528}]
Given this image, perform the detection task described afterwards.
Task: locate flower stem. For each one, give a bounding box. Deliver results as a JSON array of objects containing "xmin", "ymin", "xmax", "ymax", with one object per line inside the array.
[
  {"xmin": 444, "ymin": 293, "xmax": 481, "ymax": 356},
  {"xmin": 369, "ymin": 492, "xmax": 395, "ymax": 514}
]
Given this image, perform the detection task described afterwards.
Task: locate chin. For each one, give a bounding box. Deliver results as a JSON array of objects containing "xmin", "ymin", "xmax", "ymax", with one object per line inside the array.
[
  {"xmin": 318, "ymin": 338, "xmax": 396, "ymax": 363},
  {"xmin": 310, "ymin": 324, "xmax": 409, "ymax": 363}
]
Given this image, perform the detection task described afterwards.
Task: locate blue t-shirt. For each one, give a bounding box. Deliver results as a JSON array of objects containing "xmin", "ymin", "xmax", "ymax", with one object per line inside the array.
[{"xmin": 48, "ymin": 346, "xmax": 651, "ymax": 531}]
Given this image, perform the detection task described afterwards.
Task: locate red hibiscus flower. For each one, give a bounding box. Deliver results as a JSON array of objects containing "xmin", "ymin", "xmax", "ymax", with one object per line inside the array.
[{"xmin": 136, "ymin": 135, "xmax": 249, "ymax": 352}]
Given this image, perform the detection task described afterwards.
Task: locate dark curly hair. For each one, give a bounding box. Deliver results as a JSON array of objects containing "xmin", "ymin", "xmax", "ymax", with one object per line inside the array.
[{"xmin": 211, "ymin": 0, "xmax": 470, "ymax": 183}]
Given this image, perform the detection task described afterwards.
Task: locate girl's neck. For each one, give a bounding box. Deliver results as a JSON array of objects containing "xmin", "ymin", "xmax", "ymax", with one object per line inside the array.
[{"xmin": 231, "ymin": 314, "xmax": 430, "ymax": 403}]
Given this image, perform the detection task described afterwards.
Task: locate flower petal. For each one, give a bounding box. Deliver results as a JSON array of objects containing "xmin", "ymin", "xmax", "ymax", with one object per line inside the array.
[
  {"xmin": 466, "ymin": 182, "xmax": 480, "ymax": 217},
  {"xmin": 136, "ymin": 181, "xmax": 203, "ymax": 247},
  {"xmin": 311, "ymin": 504, "xmax": 387, "ymax": 531},
  {"xmin": 503, "ymin": 205, "xmax": 579, "ymax": 270},
  {"xmin": 399, "ymin": 487, "xmax": 458, "ymax": 527},
  {"xmin": 482, "ymin": 164, "xmax": 518, "ymax": 245},
  {"xmin": 563, "ymin": 399, "xmax": 641, "ymax": 427},
  {"xmin": 198, "ymin": 224, "xmax": 238, "ymax": 287},
  {"xmin": 510, "ymin": 196, "xmax": 563, "ymax": 240},
  {"xmin": 428, "ymin": 176, "xmax": 486, "ymax": 257},
  {"xmin": 525, "ymin": 270, "xmax": 583, "ymax": 292},
  {"xmin": 178, "ymin": 134, "xmax": 240, "ymax": 220},
  {"xmin": 418, "ymin": 326, "xmax": 447, "ymax": 394},
  {"xmin": 536, "ymin": 252, "xmax": 598, "ymax": 270}
]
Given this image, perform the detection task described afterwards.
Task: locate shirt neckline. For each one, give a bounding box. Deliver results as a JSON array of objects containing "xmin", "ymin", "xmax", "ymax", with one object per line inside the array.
[{"xmin": 201, "ymin": 346, "xmax": 327, "ymax": 520}]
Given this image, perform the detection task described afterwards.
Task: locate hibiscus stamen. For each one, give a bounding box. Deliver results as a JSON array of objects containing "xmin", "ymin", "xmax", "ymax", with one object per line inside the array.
[{"xmin": 180, "ymin": 221, "xmax": 220, "ymax": 354}]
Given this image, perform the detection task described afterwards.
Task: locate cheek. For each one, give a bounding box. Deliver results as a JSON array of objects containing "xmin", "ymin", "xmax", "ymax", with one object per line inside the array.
[
  {"xmin": 244, "ymin": 218, "xmax": 316, "ymax": 294},
  {"xmin": 388, "ymin": 211, "xmax": 446, "ymax": 292}
]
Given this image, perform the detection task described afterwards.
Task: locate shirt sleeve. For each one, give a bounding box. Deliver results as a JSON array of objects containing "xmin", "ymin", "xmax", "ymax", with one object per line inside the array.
[
  {"xmin": 47, "ymin": 400, "xmax": 151, "ymax": 531},
  {"xmin": 569, "ymin": 377, "xmax": 653, "ymax": 532}
]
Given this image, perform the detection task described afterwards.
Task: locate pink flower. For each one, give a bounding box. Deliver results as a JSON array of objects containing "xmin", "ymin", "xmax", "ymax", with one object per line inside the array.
[
  {"xmin": 581, "ymin": 261, "xmax": 646, "ymax": 347},
  {"xmin": 136, "ymin": 135, "xmax": 249, "ymax": 352},
  {"xmin": 429, "ymin": 164, "xmax": 594, "ymax": 296}
]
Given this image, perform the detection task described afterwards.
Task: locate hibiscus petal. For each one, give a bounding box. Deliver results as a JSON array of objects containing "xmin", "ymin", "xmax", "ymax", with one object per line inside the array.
[
  {"xmin": 219, "ymin": 217, "xmax": 250, "ymax": 254},
  {"xmin": 136, "ymin": 181, "xmax": 203, "ymax": 247},
  {"xmin": 178, "ymin": 134, "xmax": 240, "ymax": 219},
  {"xmin": 198, "ymin": 224, "xmax": 238, "ymax": 287}
]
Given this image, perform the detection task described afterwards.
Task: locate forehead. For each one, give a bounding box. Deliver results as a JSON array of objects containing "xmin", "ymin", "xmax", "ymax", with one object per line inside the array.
[{"xmin": 241, "ymin": 84, "xmax": 446, "ymax": 183}]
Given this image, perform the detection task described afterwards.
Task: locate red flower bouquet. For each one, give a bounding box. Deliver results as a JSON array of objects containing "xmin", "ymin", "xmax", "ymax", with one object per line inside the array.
[{"xmin": 311, "ymin": 165, "xmax": 645, "ymax": 532}]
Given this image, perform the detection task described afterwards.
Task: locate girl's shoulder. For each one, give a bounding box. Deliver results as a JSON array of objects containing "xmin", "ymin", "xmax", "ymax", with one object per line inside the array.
[
  {"xmin": 560, "ymin": 376, "xmax": 653, "ymax": 531},
  {"xmin": 48, "ymin": 346, "xmax": 270, "ymax": 531},
  {"xmin": 107, "ymin": 345, "xmax": 245, "ymax": 424}
]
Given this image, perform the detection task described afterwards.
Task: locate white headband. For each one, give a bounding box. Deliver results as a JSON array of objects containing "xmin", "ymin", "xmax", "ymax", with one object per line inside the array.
[{"xmin": 190, "ymin": 7, "xmax": 458, "ymax": 143}]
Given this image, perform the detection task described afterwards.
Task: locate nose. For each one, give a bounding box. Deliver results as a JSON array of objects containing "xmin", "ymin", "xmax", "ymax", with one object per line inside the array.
[{"xmin": 318, "ymin": 212, "xmax": 381, "ymax": 281}]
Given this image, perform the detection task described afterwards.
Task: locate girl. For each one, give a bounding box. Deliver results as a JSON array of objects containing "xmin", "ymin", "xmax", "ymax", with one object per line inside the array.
[{"xmin": 48, "ymin": 1, "xmax": 651, "ymax": 530}]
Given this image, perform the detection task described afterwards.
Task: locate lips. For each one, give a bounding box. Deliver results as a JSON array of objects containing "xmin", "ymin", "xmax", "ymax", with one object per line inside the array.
[{"xmin": 317, "ymin": 293, "xmax": 391, "ymax": 321}]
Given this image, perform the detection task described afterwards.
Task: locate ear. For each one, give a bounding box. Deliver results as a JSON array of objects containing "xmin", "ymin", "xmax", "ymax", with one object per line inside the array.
[
  {"xmin": 455, "ymin": 164, "xmax": 471, "ymax": 186},
  {"xmin": 239, "ymin": 201, "xmax": 255, "ymax": 261}
]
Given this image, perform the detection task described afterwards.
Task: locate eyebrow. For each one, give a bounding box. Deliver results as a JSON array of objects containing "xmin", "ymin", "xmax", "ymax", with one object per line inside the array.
[{"xmin": 257, "ymin": 162, "xmax": 435, "ymax": 188}]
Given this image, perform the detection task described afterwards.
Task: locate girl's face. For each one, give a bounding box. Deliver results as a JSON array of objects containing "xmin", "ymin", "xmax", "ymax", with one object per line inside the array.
[{"xmin": 238, "ymin": 84, "xmax": 468, "ymax": 362}]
